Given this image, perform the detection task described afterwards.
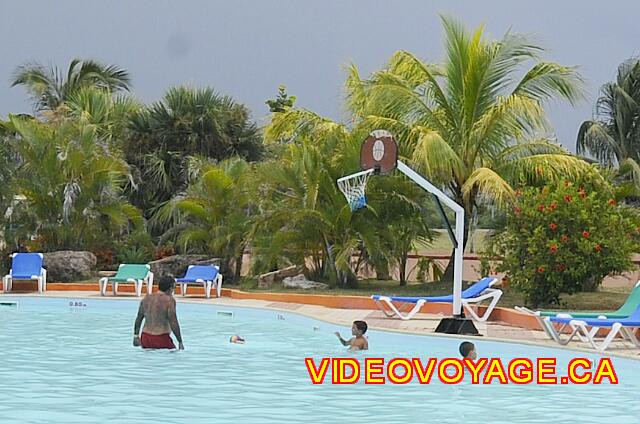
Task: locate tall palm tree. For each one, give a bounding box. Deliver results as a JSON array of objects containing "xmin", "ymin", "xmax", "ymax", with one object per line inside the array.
[
  {"xmin": 4, "ymin": 115, "xmax": 141, "ymax": 251},
  {"xmin": 261, "ymin": 109, "xmax": 432, "ymax": 286},
  {"xmin": 153, "ymin": 158, "xmax": 253, "ymax": 282},
  {"xmin": 127, "ymin": 86, "xmax": 263, "ymax": 220},
  {"xmin": 577, "ymin": 58, "xmax": 640, "ymax": 188},
  {"xmin": 65, "ymin": 86, "xmax": 140, "ymax": 144},
  {"xmin": 11, "ymin": 58, "xmax": 131, "ymax": 112},
  {"xmin": 345, "ymin": 16, "xmax": 596, "ymax": 279}
]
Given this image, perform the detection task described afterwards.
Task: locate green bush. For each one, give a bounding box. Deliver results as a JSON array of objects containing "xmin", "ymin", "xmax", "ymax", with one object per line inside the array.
[
  {"xmin": 114, "ymin": 230, "xmax": 154, "ymax": 264},
  {"xmin": 493, "ymin": 181, "xmax": 640, "ymax": 307}
]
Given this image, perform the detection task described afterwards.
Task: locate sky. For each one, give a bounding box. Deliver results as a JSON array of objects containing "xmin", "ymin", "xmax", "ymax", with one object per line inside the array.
[{"xmin": 1, "ymin": 0, "xmax": 639, "ymax": 151}]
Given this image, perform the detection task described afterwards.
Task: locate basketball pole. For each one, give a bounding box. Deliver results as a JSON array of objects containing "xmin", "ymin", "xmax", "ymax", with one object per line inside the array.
[{"xmin": 395, "ymin": 161, "xmax": 466, "ymax": 318}]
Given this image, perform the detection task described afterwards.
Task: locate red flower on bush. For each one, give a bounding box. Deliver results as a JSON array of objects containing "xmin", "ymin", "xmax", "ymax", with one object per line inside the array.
[
  {"xmin": 549, "ymin": 223, "xmax": 558, "ymax": 231},
  {"xmin": 594, "ymin": 244, "xmax": 601, "ymax": 253},
  {"xmin": 564, "ymin": 195, "xmax": 572, "ymax": 203},
  {"xmin": 556, "ymin": 264, "xmax": 567, "ymax": 272},
  {"xmin": 561, "ymin": 235, "xmax": 569, "ymax": 242},
  {"xmin": 549, "ymin": 244, "xmax": 558, "ymax": 253},
  {"xmin": 538, "ymin": 204, "xmax": 545, "ymax": 212},
  {"xmin": 549, "ymin": 202, "xmax": 557, "ymax": 211},
  {"xmin": 537, "ymin": 266, "xmax": 545, "ymax": 273},
  {"xmin": 582, "ymin": 231, "xmax": 590, "ymax": 238},
  {"xmin": 608, "ymin": 199, "xmax": 617, "ymax": 206},
  {"xmin": 514, "ymin": 207, "xmax": 522, "ymax": 215}
]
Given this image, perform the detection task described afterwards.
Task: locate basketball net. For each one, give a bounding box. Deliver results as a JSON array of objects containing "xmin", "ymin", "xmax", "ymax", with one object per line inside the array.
[{"xmin": 337, "ymin": 168, "xmax": 374, "ymax": 212}]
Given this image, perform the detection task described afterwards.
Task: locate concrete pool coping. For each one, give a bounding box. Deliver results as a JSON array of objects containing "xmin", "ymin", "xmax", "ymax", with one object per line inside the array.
[{"xmin": 2, "ymin": 289, "xmax": 639, "ymax": 361}]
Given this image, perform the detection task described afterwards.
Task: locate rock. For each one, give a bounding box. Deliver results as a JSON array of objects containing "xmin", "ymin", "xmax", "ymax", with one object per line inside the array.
[
  {"xmin": 282, "ymin": 274, "xmax": 328, "ymax": 290},
  {"xmin": 149, "ymin": 255, "xmax": 220, "ymax": 278},
  {"xmin": 258, "ymin": 265, "xmax": 301, "ymax": 288},
  {"xmin": 43, "ymin": 251, "xmax": 97, "ymax": 282}
]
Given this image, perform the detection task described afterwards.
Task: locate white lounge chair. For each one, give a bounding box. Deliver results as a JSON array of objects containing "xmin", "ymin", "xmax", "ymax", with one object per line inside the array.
[
  {"xmin": 371, "ymin": 277, "xmax": 502, "ymax": 321},
  {"xmin": 515, "ymin": 281, "xmax": 640, "ymax": 342},
  {"xmin": 542, "ymin": 305, "xmax": 640, "ymax": 352}
]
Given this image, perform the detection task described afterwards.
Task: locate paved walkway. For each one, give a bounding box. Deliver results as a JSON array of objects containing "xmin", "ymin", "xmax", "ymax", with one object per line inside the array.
[{"xmin": 3, "ymin": 291, "xmax": 639, "ymax": 360}]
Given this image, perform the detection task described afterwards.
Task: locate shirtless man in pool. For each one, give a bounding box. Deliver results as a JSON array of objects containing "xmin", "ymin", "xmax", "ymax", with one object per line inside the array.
[{"xmin": 133, "ymin": 275, "xmax": 184, "ymax": 350}]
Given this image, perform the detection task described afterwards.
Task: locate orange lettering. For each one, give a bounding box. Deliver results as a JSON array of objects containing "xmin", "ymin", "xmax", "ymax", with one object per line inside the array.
[
  {"xmin": 305, "ymin": 357, "xmax": 329, "ymax": 384},
  {"xmin": 483, "ymin": 358, "xmax": 508, "ymax": 384},
  {"xmin": 508, "ymin": 358, "xmax": 533, "ymax": 384},
  {"xmin": 593, "ymin": 358, "xmax": 618, "ymax": 384},
  {"xmin": 412, "ymin": 358, "xmax": 437, "ymax": 384},
  {"xmin": 537, "ymin": 358, "xmax": 557, "ymax": 384},
  {"xmin": 365, "ymin": 358, "xmax": 385, "ymax": 384},
  {"xmin": 463, "ymin": 358, "xmax": 488, "ymax": 384},
  {"xmin": 332, "ymin": 358, "xmax": 360, "ymax": 384}
]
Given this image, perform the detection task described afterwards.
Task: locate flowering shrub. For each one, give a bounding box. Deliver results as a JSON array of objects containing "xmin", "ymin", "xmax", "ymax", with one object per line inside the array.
[{"xmin": 493, "ymin": 181, "xmax": 640, "ymax": 307}]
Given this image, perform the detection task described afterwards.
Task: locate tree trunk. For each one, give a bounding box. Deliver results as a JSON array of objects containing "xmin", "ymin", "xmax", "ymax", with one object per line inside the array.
[
  {"xmin": 375, "ymin": 258, "xmax": 391, "ymax": 280},
  {"xmin": 234, "ymin": 251, "xmax": 244, "ymax": 282},
  {"xmin": 399, "ymin": 254, "xmax": 408, "ymax": 286}
]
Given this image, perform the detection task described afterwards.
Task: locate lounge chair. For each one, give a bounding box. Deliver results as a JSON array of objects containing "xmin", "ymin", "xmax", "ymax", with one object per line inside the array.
[
  {"xmin": 176, "ymin": 265, "xmax": 223, "ymax": 298},
  {"xmin": 99, "ymin": 264, "xmax": 153, "ymax": 296},
  {"xmin": 2, "ymin": 253, "xmax": 47, "ymax": 293},
  {"xmin": 515, "ymin": 281, "xmax": 640, "ymax": 337},
  {"xmin": 371, "ymin": 277, "xmax": 501, "ymax": 321},
  {"xmin": 542, "ymin": 304, "xmax": 640, "ymax": 352}
]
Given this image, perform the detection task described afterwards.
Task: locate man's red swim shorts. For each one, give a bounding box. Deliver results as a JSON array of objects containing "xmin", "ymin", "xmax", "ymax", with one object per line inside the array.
[{"xmin": 140, "ymin": 332, "xmax": 176, "ymax": 349}]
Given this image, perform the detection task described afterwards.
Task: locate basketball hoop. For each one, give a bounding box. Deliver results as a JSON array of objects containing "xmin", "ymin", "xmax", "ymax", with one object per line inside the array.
[
  {"xmin": 337, "ymin": 130, "xmax": 398, "ymax": 212},
  {"xmin": 337, "ymin": 168, "xmax": 374, "ymax": 211}
]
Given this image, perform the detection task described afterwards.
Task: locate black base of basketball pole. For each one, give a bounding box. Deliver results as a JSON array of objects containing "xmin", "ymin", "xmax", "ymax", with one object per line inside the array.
[{"xmin": 434, "ymin": 314, "xmax": 480, "ymax": 336}]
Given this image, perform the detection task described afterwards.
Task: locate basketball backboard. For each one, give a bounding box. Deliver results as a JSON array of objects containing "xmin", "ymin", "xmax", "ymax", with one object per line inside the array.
[{"xmin": 360, "ymin": 130, "xmax": 398, "ymax": 174}]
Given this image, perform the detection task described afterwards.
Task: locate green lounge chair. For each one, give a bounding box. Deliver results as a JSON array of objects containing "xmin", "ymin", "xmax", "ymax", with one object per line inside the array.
[
  {"xmin": 515, "ymin": 280, "xmax": 640, "ymax": 338},
  {"xmin": 98, "ymin": 264, "xmax": 153, "ymax": 297}
]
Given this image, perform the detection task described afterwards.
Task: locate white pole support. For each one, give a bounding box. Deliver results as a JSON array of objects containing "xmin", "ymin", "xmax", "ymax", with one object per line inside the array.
[{"xmin": 396, "ymin": 161, "xmax": 465, "ymax": 316}]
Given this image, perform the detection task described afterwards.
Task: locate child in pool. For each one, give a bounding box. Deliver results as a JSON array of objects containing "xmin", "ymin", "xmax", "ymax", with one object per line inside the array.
[
  {"xmin": 459, "ymin": 341, "xmax": 477, "ymax": 359},
  {"xmin": 335, "ymin": 320, "xmax": 368, "ymax": 351}
]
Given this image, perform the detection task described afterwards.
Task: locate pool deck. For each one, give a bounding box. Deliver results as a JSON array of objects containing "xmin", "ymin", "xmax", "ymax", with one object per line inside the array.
[{"xmin": 3, "ymin": 290, "xmax": 639, "ymax": 360}]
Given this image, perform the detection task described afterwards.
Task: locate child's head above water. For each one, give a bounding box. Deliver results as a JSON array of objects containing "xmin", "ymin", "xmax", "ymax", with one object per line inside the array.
[
  {"xmin": 352, "ymin": 320, "xmax": 368, "ymax": 337},
  {"xmin": 459, "ymin": 341, "xmax": 476, "ymax": 360}
]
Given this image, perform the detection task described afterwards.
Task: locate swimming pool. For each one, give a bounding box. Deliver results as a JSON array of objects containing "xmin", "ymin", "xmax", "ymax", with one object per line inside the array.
[{"xmin": 1, "ymin": 297, "xmax": 638, "ymax": 423}]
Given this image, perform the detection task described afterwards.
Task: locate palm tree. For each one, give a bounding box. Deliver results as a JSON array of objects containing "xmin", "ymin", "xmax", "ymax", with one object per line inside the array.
[
  {"xmin": 261, "ymin": 109, "xmax": 431, "ymax": 286},
  {"xmin": 127, "ymin": 86, "xmax": 263, "ymax": 219},
  {"xmin": 4, "ymin": 115, "xmax": 141, "ymax": 251},
  {"xmin": 11, "ymin": 58, "xmax": 131, "ymax": 112},
  {"xmin": 345, "ymin": 16, "xmax": 596, "ymax": 279},
  {"xmin": 153, "ymin": 158, "xmax": 253, "ymax": 282},
  {"xmin": 64, "ymin": 86, "xmax": 141, "ymax": 147},
  {"xmin": 577, "ymin": 58, "xmax": 640, "ymax": 190}
]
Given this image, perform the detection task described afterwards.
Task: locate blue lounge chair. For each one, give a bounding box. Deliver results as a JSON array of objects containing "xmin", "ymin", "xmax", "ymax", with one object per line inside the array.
[
  {"xmin": 176, "ymin": 265, "xmax": 223, "ymax": 298},
  {"xmin": 516, "ymin": 281, "xmax": 640, "ymax": 336},
  {"xmin": 371, "ymin": 277, "xmax": 501, "ymax": 321},
  {"xmin": 543, "ymin": 304, "xmax": 640, "ymax": 352},
  {"xmin": 3, "ymin": 253, "xmax": 47, "ymax": 293}
]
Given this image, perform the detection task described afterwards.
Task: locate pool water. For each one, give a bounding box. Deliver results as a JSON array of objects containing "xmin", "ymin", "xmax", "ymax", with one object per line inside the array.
[{"xmin": 1, "ymin": 297, "xmax": 639, "ymax": 424}]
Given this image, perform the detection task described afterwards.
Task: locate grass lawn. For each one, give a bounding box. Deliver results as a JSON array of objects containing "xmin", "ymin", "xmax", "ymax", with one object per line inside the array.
[
  {"xmin": 238, "ymin": 278, "xmax": 631, "ymax": 312},
  {"xmin": 417, "ymin": 229, "xmax": 492, "ymax": 253}
]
